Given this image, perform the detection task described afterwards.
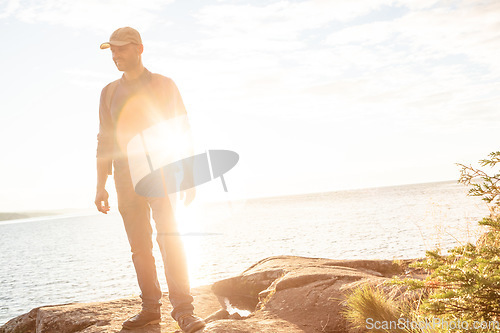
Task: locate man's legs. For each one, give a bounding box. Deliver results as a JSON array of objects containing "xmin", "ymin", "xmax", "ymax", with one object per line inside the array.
[
  {"xmin": 148, "ymin": 195, "xmax": 195, "ymax": 321},
  {"xmin": 114, "ymin": 161, "xmax": 204, "ymax": 332},
  {"xmin": 114, "ymin": 163, "xmax": 163, "ymax": 312}
]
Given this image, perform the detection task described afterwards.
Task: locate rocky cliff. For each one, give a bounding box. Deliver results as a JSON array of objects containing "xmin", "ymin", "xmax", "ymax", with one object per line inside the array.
[{"xmin": 0, "ymin": 255, "xmax": 415, "ymax": 333}]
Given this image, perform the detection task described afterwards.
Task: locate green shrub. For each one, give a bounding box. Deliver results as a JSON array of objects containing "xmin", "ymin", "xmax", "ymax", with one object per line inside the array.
[
  {"xmin": 343, "ymin": 284, "xmax": 402, "ymax": 332},
  {"xmin": 393, "ymin": 152, "xmax": 500, "ymax": 332},
  {"xmin": 343, "ymin": 283, "xmax": 441, "ymax": 332},
  {"xmin": 345, "ymin": 152, "xmax": 500, "ymax": 332}
]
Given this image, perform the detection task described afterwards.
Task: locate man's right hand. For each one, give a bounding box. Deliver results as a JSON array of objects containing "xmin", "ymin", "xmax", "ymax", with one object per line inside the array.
[{"xmin": 95, "ymin": 189, "xmax": 110, "ymax": 214}]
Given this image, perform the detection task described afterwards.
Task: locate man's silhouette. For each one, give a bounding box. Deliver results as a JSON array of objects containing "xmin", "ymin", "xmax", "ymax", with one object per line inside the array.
[{"xmin": 95, "ymin": 27, "xmax": 205, "ymax": 332}]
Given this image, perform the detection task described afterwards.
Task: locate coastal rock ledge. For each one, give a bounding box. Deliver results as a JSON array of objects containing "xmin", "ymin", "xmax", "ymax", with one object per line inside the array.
[{"xmin": 1, "ymin": 255, "xmax": 413, "ymax": 333}]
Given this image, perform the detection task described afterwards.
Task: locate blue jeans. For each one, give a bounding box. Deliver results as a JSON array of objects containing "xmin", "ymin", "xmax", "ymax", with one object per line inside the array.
[{"xmin": 113, "ymin": 159, "xmax": 194, "ymax": 321}]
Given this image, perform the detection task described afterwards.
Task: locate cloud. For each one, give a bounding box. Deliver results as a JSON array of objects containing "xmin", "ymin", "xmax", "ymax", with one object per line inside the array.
[
  {"xmin": 0, "ymin": 0, "xmax": 20, "ymax": 18},
  {"xmin": 325, "ymin": 0, "xmax": 500, "ymax": 69},
  {"xmin": 1, "ymin": 0, "xmax": 174, "ymax": 32},
  {"xmin": 195, "ymin": 0, "xmax": 396, "ymax": 46},
  {"xmin": 150, "ymin": 0, "xmax": 497, "ymax": 132},
  {"xmin": 176, "ymin": 1, "xmax": 399, "ymax": 106},
  {"xmin": 310, "ymin": 0, "xmax": 500, "ymax": 124}
]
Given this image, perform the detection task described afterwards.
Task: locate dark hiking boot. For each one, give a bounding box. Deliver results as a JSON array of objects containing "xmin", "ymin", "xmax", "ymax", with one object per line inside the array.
[
  {"xmin": 122, "ymin": 310, "xmax": 161, "ymax": 329},
  {"xmin": 177, "ymin": 313, "xmax": 206, "ymax": 332}
]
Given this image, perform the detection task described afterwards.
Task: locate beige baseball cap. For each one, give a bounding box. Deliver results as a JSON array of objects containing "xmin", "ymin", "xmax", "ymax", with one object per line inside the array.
[{"xmin": 100, "ymin": 27, "xmax": 142, "ymax": 50}]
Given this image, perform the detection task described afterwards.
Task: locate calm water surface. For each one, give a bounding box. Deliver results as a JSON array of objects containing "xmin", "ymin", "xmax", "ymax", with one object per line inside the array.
[{"xmin": 0, "ymin": 181, "xmax": 489, "ymax": 325}]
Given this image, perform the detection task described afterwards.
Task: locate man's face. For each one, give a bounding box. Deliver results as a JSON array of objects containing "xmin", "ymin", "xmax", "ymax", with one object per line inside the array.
[{"xmin": 110, "ymin": 43, "xmax": 142, "ymax": 72}]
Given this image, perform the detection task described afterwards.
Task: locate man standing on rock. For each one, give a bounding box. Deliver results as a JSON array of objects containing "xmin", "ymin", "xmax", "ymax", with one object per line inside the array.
[{"xmin": 94, "ymin": 27, "xmax": 205, "ymax": 332}]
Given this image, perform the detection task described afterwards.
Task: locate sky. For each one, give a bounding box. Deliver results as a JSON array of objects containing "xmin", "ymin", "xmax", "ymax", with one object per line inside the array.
[{"xmin": 0, "ymin": 0, "xmax": 499, "ymax": 212}]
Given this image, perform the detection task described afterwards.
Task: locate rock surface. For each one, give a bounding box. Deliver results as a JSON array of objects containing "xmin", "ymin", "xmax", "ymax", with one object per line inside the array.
[{"xmin": 0, "ymin": 255, "xmax": 413, "ymax": 333}]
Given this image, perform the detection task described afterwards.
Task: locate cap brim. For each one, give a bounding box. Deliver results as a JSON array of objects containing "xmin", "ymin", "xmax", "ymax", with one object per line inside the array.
[{"xmin": 99, "ymin": 41, "xmax": 131, "ymax": 49}]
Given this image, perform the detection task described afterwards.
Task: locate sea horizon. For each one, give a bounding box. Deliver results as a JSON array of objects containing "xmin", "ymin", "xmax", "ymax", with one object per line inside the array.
[{"xmin": 0, "ymin": 178, "xmax": 459, "ymax": 224}]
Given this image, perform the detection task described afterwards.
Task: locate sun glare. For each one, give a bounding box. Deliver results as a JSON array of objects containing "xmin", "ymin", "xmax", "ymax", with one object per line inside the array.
[{"xmin": 173, "ymin": 199, "xmax": 208, "ymax": 286}]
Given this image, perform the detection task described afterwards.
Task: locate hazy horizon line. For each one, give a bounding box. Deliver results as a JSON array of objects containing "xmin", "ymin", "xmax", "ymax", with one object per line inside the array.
[{"xmin": 0, "ymin": 178, "xmax": 461, "ymax": 223}]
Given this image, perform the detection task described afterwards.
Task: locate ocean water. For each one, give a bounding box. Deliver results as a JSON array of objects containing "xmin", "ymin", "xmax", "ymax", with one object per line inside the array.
[{"xmin": 0, "ymin": 181, "xmax": 490, "ymax": 325}]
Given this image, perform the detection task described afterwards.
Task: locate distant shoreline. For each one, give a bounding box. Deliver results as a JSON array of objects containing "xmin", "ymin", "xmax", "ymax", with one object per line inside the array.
[
  {"xmin": 0, "ymin": 180, "xmax": 461, "ymax": 221},
  {"xmin": 0, "ymin": 209, "xmax": 84, "ymax": 222}
]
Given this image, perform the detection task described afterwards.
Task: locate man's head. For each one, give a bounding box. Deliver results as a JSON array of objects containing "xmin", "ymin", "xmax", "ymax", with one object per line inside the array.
[{"xmin": 101, "ymin": 27, "xmax": 144, "ymax": 72}]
